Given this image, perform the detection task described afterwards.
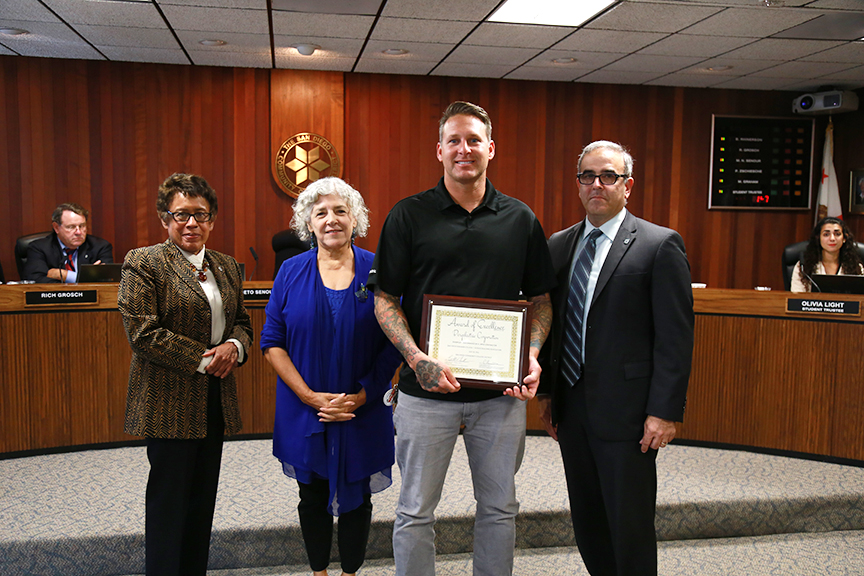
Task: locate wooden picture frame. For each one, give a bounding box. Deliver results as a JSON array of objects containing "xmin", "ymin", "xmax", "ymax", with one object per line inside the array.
[{"xmin": 850, "ymin": 169, "xmax": 864, "ymax": 214}]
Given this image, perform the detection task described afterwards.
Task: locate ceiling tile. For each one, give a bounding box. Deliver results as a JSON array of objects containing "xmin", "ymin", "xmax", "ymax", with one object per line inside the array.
[
  {"xmin": 274, "ymin": 36, "xmax": 365, "ymax": 58},
  {"xmin": 161, "ymin": 4, "xmax": 268, "ymax": 34},
  {"xmin": 773, "ymin": 12, "xmax": 864, "ymax": 41},
  {"xmin": 712, "ymin": 76, "xmax": 807, "ymax": 90},
  {"xmin": 275, "ymin": 51, "xmax": 355, "ymax": 70},
  {"xmin": 75, "ymin": 24, "xmax": 179, "ymax": 49},
  {"xmin": 160, "ymin": 0, "xmax": 266, "ymax": 7},
  {"xmin": 602, "ymin": 54, "xmax": 706, "ymax": 74},
  {"xmin": 41, "ymin": 0, "xmax": 165, "ymax": 28},
  {"xmin": 751, "ymin": 60, "xmax": 856, "ymax": 78},
  {"xmin": 188, "ymin": 50, "xmax": 272, "ymax": 68},
  {"xmin": 524, "ymin": 49, "xmax": 623, "ymax": 70},
  {"xmin": 638, "ymin": 33, "xmax": 754, "ymax": 58},
  {"xmin": 679, "ymin": 57, "xmax": 781, "ymax": 76},
  {"xmin": 362, "ymin": 40, "xmax": 453, "ymax": 62},
  {"xmin": 0, "ymin": 0, "xmax": 61, "ymax": 23},
  {"xmin": 2, "ymin": 0, "xmax": 861, "ymax": 90},
  {"xmin": 681, "ymin": 7, "xmax": 820, "ymax": 38},
  {"xmin": 444, "ymin": 45, "xmax": 541, "ymax": 66},
  {"xmin": 0, "ymin": 20, "xmax": 103, "ymax": 59},
  {"xmin": 555, "ymin": 29, "xmax": 667, "ymax": 53},
  {"xmin": 271, "ymin": 0, "xmax": 377, "ymax": 14},
  {"xmin": 575, "ymin": 69, "xmax": 665, "ymax": 85},
  {"xmin": 99, "ymin": 45, "xmax": 188, "ymax": 65},
  {"xmin": 353, "ymin": 58, "xmax": 437, "ymax": 75},
  {"xmin": 370, "ymin": 17, "xmax": 475, "ymax": 43},
  {"xmin": 431, "ymin": 62, "xmax": 516, "ymax": 78},
  {"xmin": 381, "ymin": 0, "xmax": 500, "ymax": 21},
  {"xmin": 272, "ymin": 11, "xmax": 374, "ymax": 38},
  {"xmin": 721, "ymin": 38, "xmax": 845, "ymax": 60},
  {"xmin": 587, "ymin": 2, "xmax": 723, "ymax": 33},
  {"xmin": 805, "ymin": 0, "xmax": 864, "ymax": 8},
  {"xmin": 817, "ymin": 64, "xmax": 864, "ymax": 81},
  {"xmin": 800, "ymin": 42, "xmax": 864, "ymax": 63},
  {"xmin": 464, "ymin": 23, "xmax": 574, "ymax": 48},
  {"xmin": 504, "ymin": 65, "xmax": 582, "ymax": 82},
  {"xmin": 644, "ymin": 72, "xmax": 729, "ymax": 88},
  {"xmin": 177, "ymin": 30, "xmax": 270, "ymax": 53},
  {"xmin": 632, "ymin": 0, "xmax": 811, "ymax": 4}
]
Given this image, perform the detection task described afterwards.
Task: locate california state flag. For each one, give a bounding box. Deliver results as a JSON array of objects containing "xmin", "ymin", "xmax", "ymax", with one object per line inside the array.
[{"xmin": 816, "ymin": 121, "xmax": 842, "ymax": 222}]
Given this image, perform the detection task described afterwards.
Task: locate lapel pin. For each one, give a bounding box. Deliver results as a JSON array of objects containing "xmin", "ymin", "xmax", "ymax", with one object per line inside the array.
[
  {"xmin": 355, "ymin": 283, "xmax": 369, "ymax": 302},
  {"xmin": 623, "ymin": 238, "xmax": 631, "ymax": 245}
]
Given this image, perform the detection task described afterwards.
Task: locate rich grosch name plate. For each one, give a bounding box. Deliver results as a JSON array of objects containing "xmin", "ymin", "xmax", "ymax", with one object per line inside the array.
[{"xmin": 419, "ymin": 294, "xmax": 533, "ymax": 390}]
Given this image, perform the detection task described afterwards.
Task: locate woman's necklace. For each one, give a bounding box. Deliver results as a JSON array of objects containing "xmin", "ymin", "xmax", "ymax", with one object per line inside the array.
[{"xmin": 190, "ymin": 260, "xmax": 208, "ymax": 282}]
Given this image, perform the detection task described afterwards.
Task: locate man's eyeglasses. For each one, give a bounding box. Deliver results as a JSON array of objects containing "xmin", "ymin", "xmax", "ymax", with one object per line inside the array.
[
  {"xmin": 166, "ymin": 210, "xmax": 213, "ymax": 223},
  {"xmin": 577, "ymin": 172, "xmax": 628, "ymax": 186},
  {"xmin": 61, "ymin": 224, "xmax": 87, "ymax": 232}
]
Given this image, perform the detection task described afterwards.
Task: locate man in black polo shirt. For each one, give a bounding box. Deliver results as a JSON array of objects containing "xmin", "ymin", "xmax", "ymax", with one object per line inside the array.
[{"xmin": 368, "ymin": 101, "xmax": 556, "ymax": 576}]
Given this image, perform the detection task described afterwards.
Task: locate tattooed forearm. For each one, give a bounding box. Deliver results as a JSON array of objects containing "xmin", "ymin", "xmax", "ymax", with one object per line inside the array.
[
  {"xmin": 374, "ymin": 289, "xmax": 422, "ymax": 366},
  {"xmin": 415, "ymin": 359, "xmax": 444, "ymax": 391},
  {"xmin": 529, "ymin": 293, "xmax": 552, "ymax": 351}
]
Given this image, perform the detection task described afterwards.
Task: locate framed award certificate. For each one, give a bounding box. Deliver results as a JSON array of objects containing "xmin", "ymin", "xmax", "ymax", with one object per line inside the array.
[{"xmin": 419, "ymin": 294, "xmax": 533, "ymax": 390}]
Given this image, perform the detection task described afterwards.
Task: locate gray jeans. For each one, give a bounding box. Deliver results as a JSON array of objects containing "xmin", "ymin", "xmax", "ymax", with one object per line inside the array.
[{"xmin": 392, "ymin": 393, "xmax": 527, "ymax": 576}]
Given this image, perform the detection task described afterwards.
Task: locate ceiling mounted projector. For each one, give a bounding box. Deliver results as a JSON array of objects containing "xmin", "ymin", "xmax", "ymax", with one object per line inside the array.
[{"xmin": 792, "ymin": 90, "xmax": 859, "ymax": 115}]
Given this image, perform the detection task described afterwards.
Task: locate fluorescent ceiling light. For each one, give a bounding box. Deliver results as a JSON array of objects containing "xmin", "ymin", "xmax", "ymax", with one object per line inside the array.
[{"xmin": 489, "ymin": 0, "xmax": 616, "ymax": 27}]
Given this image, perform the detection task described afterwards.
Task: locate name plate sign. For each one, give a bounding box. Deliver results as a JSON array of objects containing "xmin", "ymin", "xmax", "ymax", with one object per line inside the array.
[
  {"xmin": 25, "ymin": 290, "xmax": 98, "ymax": 306},
  {"xmin": 243, "ymin": 288, "xmax": 272, "ymax": 300},
  {"xmin": 419, "ymin": 294, "xmax": 532, "ymax": 390},
  {"xmin": 787, "ymin": 298, "xmax": 861, "ymax": 316}
]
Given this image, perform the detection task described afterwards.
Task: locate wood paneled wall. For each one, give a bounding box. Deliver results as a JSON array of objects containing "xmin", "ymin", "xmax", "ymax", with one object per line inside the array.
[
  {"xmin": 0, "ymin": 57, "xmax": 288, "ymax": 282},
  {"xmin": 2, "ymin": 54, "xmax": 864, "ymax": 289}
]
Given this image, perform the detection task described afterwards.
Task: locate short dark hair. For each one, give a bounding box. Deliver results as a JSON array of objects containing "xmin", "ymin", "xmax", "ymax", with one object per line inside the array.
[
  {"xmin": 156, "ymin": 173, "xmax": 218, "ymax": 221},
  {"xmin": 439, "ymin": 101, "xmax": 493, "ymax": 142},
  {"xmin": 52, "ymin": 203, "xmax": 88, "ymax": 225}
]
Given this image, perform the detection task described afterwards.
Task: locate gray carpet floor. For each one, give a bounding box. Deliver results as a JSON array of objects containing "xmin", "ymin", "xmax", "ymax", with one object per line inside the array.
[
  {"xmin": 3, "ymin": 436, "xmax": 864, "ymax": 575},
  {"xmin": 206, "ymin": 531, "xmax": 864, "ymax": 576}
]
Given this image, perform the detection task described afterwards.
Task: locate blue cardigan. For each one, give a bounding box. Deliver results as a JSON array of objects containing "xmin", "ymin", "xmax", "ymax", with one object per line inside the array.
[{"xmin": 260, "ymin": 246, "xmax": 402, "ymax": 515}]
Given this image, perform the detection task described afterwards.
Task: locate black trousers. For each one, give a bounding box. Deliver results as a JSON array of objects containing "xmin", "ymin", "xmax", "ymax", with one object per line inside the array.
[
  {"xmin": 145, "ymin": 377, "xmax": 225, "ymax": 576},
  {"xmin": 297, "ymin": 478, "xmax": 373, "ymax": 573},
  {"xmin": 557, "ymin": 382, "xmax": 659, "ymax": 576}
]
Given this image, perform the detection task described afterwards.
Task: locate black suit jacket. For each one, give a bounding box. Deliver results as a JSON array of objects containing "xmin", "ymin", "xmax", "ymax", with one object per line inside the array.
[
  {"xmin": 539, "ymin": 211, "xmax": 694, "ymax": 441},
  {"xmin": 23, "ymin": 232, "xmax": 114, "ymax": 283}
]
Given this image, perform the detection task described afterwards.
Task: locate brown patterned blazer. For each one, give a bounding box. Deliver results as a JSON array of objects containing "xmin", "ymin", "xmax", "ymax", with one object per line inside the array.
[{"xmin": 119, "ymin": 240, "xmax": 253, "ymax": 439}]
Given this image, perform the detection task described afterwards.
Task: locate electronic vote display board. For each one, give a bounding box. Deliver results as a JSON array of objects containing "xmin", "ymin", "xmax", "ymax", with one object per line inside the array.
[{"xmin": 709, "ymin": 115, "xmax": 815, "ymax": 210}]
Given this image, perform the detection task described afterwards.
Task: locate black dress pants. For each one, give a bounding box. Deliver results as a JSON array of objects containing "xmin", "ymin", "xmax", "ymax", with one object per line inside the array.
[
  {"xmin": 297, "ymin": 478, "xmax": 373, "ymax": 574},
  {"xmin": 145, "ymin": 377, "xmax": 225, "ymax": 576},
  {"xmin": 557, "ymin": 382, "xmax": 659, "ymax": 576}
]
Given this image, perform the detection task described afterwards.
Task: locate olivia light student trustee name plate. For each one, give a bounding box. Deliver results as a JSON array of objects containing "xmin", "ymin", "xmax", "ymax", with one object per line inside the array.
[{"xmin": 419, "ymin": 294, "xmax": 533, "ymax": 390}]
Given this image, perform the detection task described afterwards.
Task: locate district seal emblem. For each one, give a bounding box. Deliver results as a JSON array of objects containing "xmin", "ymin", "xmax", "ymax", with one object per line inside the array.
[{"xmin": 274, "ymin": 133, "xmax": 342, "ymax": 197}]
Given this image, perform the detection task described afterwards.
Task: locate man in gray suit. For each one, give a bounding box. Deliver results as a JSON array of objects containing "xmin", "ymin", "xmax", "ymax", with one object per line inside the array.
[{"xmin": 538, "ymin": 141, "xmax": 694, "ymax": 576}]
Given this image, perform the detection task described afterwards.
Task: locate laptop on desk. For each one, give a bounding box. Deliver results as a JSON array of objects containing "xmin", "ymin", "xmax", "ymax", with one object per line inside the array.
[
  {"xmin": 810, "ymin": 274, "xmax": 864, "ymax": 295},
  {"xmin": 77, "ymin": 263, "xmax": 123, "ymax": 283}
]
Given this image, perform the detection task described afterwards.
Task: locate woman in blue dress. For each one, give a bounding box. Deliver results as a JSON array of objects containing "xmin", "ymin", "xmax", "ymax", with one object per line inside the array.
[{"xmin": 261, "ymin": 177, "xmax": 402, "ymax": 576}]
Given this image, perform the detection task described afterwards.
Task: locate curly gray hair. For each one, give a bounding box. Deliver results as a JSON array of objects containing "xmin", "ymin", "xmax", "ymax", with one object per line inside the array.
[{"xmin": 291, "ymin": 177, "xmax": 370, "ymax": 242}]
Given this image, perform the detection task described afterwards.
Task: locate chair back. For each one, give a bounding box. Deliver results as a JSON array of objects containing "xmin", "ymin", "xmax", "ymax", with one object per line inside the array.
[
  {"xmin": 271, "ymin": 229, "xmax": 310, "ymax": 279},
  {"xmin": 15, "ymin": 231, "xmax": 51, "ymax": 279}
]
